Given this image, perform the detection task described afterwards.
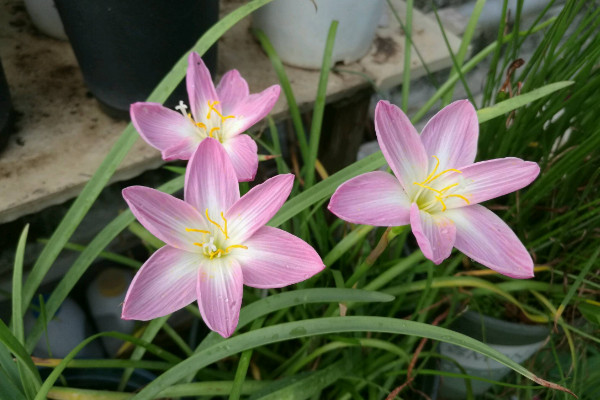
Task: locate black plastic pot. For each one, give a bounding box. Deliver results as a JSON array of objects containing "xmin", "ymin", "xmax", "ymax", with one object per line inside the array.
[
  {"xmin": 54, "ymin": 0, "xmax": 219, "ymax": 119},
  {"xmin": 0, "ymin": 59, "xmax": 14, "ymax": 154}
]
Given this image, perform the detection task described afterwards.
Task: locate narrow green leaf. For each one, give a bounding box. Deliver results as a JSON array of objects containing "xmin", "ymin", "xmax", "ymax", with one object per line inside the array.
[
  {"xmin": 250, "ymin": 359, "xmax": 350, "ymax": 400},
  {"xmin": 132, "ymin": 316, "xmax": 572, "ymax": 400},
  {"xmin": 118, "ymin": 316, "xmax": 170, "ymax": 391},
  {"xmin": 305, "ymin": 21, "xmax": 338, "ymax": 189},
  {"xmin": 323, "ymin": 225, "xmax": 373, "ymax": 268},
  {"xmin": 11, "ymin": 225, "xmax": 29, "ymax": 344},
  {"xmin": 401, "ymin": 0, "xmax": 413, "ymax": 111},
  {"xmin": 253, "ymin": 29, "xmax": 309, "ymax": 164},
  {"xmin": 0, "ymin": 320, "xmax": 41, "ymax": 396},
  {"xmin": 477, "ymin": 81, "xmax": 574, "ymax": 123},
  {"xmin": 556, "ymin": 248, "xmax": 600, "ymax": 320}
]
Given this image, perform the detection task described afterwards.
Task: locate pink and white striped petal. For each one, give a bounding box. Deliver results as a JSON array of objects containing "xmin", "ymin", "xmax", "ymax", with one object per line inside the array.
[
  {"xmin": 328, "ymin": 171, "xmax": 411, "ymax": 226},
  {"xmin": 130, "ymin": 103, "xmax": 197, "ymax": 156},
  {"xmin": 197, "ymin": 257, "xmax": 244, "ymax": 338},
  {"xmin": 225, "ymin": 85, "xmax": 281, "ymax": 137},
  {"xmin": 375, "ymin": 101, "xmax": 429, "ymax": 192},
  {"xmin": 162, "ymin": 137, "xmax": 198, "ymax": 161},
  {"xmin": 445, "ymin": 205, "xmax": 534, "ymax": 278},
  {"xmin": 410, "ymin": 203, "xmax": 456, "ymax": 264},
  {"xmin": 225, "ymin": 174, "xmax": 294, "ymax": 243},
  {"xmin": 420, "ymin": 100, "xmax": 479, "ymax": 171},
  {"xmin": 444, "ymin": 157, "xmax": 540, "ymax": 208},
  {"xmin": 186, "ymin": 52, "xmax": 219, "ymax": 122},
  {"xmin": 237, "ymin": 226, "xmax": 324, "ymax": 288},
  {"xmin": 122, "ymin": 246, "xmax": 199, "ymax": 320},
  {"xmin": 222, "ymin": 134, "xmax": 258, "ymax": 182},
  {"xmin": 122, "ymin": 186, "xmax": 206, "ymax": 252},
  {"xmin": 185, "ymin": 138, "xmax": 240, "ymax": 215},
  {"xmin": 216, "ymin": 69, "xmax": 249, "ymax": 115}
]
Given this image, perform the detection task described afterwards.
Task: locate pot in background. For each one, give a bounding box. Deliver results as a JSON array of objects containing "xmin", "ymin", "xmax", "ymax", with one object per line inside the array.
[
  {"xmin": 437, "ymin": 311, "xmax": 549, "ymax": 399},
  {"xmin": 54, "ymin": 0, "xmax": 219, "ymax": 119},
  {"xmin": 23, "ymin": 0, "xmax": 68, "ymax": 40},
  {"xmin": 252, "ymin": 0, "xmax": 385, "ymax": 69},
  {"xmin": 0, "ymin": 58, "xmax": 14, "ymax": 154}
]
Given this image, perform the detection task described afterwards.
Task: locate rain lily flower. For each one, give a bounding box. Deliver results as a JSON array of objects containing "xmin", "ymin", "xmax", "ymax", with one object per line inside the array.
[
  {"xmin": 130, "ymin": 52, "xmax": 281, "ymax": 182},
  {"xmin": 328, "ymin": 100, "xmax": 540, "ymax": 278},
  {"xmin": 121, "ymin": 138, "xmax": 324, "ymax": 337}
]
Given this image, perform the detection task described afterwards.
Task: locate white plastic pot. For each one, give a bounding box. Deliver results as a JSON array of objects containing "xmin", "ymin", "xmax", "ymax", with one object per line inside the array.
[
  {"xmin": 24, "ymin": 0, "xmax": 67, "ymax": 40},
  {"xmin": 437, "ymin": 311, "xmax": 549, "ymax": 399},
  {"xmin": 252, "ymin": 0, "xmax": 385, "ymax": 69}
]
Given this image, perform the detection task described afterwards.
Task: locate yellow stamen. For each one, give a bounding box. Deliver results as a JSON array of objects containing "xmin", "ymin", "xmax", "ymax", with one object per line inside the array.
[
  {"xmin": 208, "ymin": 127, "xmax": 220, "ymax": 138},
  {"xmin": 435, "ymin": 196, "xmax": 448, "ymax": 212},
  {"xmin": 422, "ymin": 155, "xmax": 441, "ymax": 183},
  {"xmin": 196, "ymin": 122, "xmax": 207, "ymax": 131},
  {"xmin": 413, "ymin": 182, "xmax": 443, "ymax": 195},
  {"xmin": 193, "ymin": 242, "xmax": 205, "ymax": 247},
  {"xmin": 206, "ymin": 100, "xmax": 235, "ymax": 122},
  {"xmin": 225, "ymin": 244, "xmax": 248, "ymax": 252},
  {"xmin": 445, "ymin": 194, "xmax": 470, "ymax": 204},
  {"xmin": 186, "ymin": 228, "xmax": 210, "ymax": 234},
  {"xmin": 413, "ymin": 155, "xmax": 469, "ymax": 212},
  {"xmin": 426, "ymin": 168, "xmax": 463, "ymax": 183},
  {"xmin": 205, "ymin": 209, "xmax": 229, "ymax": 239}
]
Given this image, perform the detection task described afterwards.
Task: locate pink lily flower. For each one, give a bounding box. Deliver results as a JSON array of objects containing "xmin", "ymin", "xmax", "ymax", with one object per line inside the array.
[
  {"xmin": 121, "ymin": 138, "xmax": 324, "ymax": 337},
  {"xmin": 130, "ymin": 52, "xmax": 281, "ymax": 182},
  {"xmin": 328, "ymin": 100, "xmax": 540, "ymax": 278}
]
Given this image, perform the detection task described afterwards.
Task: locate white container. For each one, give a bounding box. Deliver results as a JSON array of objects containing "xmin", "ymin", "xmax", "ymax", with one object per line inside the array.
[
  {"xmin": 86, "ymin": 267, "xmax": 135, "ymax": 356},
  {"xmin": 252, "ymin": 0, "xmax": 385, "ymax": 69},
  {"xmin": 24, "ymin": 0, "xmax": 67, "ymax": 40},
  {"xmin": 24, "ymin": 297, "xmax": 102, "ymax": 358},
  {"xmin": 437, "ymin": 311, "xmax": 549, "ymax": 398}
]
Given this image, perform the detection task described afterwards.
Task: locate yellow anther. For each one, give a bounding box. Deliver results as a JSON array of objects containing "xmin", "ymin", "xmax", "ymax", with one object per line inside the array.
[
  {"xmin": 413, "ymin": 155, "xmax": 469, "ymax": 212},
  {"xmin": 206, "ymin": 100, "xmax": 235, "ymax": 122},
  {"xmin": 208, "ymin": 127, "xmax": 220, "ymax": 138},
  {"xmin": 413, "ymin": 182, "xmax": 443, "ymax": 195},
  {"xmin": 220, "ymin": 212, "xmax": 228, "ymax": 238},
  {"xmin": 225, "ymin": 244, "xmax": 248, "ymax": 252},
  {"xmin": 439, "ymin": 183, "xmax": 459, "ymax": 193},
  {"xmin": 196, "ymin": 122, "xmax": 207, "ymax": 131},
  {"xmin": 193, "ymin": 242, "xmax": 205, "ymax": 247},
  {"xmin": 186, "ymin": 228, "xmax": 210, "ymax": 234},
  {"xmin": 205, "ymin": 209, "xmax": 229, "ymax": 239},
  {"xmin": 435, "ymin": 196, "xmax": 448, "ymax": 212},
  {"xmin": 445, "ymin": 194, "xmax": 470, "ymax": 204}
]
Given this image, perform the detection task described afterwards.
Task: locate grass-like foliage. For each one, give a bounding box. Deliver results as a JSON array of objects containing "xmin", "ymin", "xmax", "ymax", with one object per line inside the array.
[{"xmin": 2, "ymin": 0, "xmax": 598, "ymax": 399}]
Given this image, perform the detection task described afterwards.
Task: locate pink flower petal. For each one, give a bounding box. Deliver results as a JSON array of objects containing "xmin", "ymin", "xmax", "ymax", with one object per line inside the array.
[
  {"xmin": 185, "ymin": 138, "xmax": 240, "ymax": 215},
  {"xmin": 444, "ymin": 158, "xmax": 540, "ymax": 208},
  {"xmin": 237, "ymin": 226, "xmax": 324, "ymax": 288},
  {"xmin": 162, "ymin": 137, "xmax": 198, "ymax": 161},
  {"xmin": 186, "ymin": 52, "xmax": 219, "ymax": 122},
  {"xmin": 222, "ymin": 134, "xmax": 258, "ymax": 182},
  {"xmin": 410, "ymin": 203, "xmax": 456, "ymax": 264},
  {"xmin": 445, "ymin": 205, "xmax": 534, "ymax": 278},
  {"xmin": 375, "ymin": 101, "xmax": 429, "ymax": 192},
  {"xmin": 420, "ymin": 100, "xmax": 479, "ymax": 171},
  {"xmin": 328, "ymin": 171, "xmax": 411, "ymax": 226},
  {"xmin": 197, "ymin": 257, "xmax": 244, "ymax": 338},
  {"xmin": 122, "ymin": 246, "xmax": 199, "ymax": 320},
  {"xmin": 123, "ymin": 186, "xmax": 206, "ymax": 252},
  {"xmin": 225, "ymin": 174, "xmax": 294, "ymax": 243},
  {"xmin": 130, "ymin": 102, "xmax": 197, "ymax": 157},
  {"xmin": 216, "ymin": 69, "xmax": 249, "ymax": 115},
  {"xmin": 224, "ymin": 85, "xmax": 281, "ymax": 138}
]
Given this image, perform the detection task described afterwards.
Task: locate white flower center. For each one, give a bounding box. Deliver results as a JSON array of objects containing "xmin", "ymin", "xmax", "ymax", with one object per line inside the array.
[
  {"xmin": 412, "ymin": 155, "xmax": 470, "ymax": 213},
  {"xmin": 176, "ymin": 100, "xmax": 235, "ymax": 143},
  {"xmin": 185, "ymin": 209, "xmax": 247, "ymax": 260}
]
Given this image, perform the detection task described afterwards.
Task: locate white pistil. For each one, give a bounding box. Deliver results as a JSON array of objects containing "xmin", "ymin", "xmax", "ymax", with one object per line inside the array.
[{"xmin": 175, "ymin": 100, "xmax": 188, "ymax": 117}]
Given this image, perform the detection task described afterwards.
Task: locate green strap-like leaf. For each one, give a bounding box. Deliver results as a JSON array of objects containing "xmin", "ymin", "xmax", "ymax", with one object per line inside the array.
[{"xmin": 131, "ymin": 316, "xmax": 572, "ymax": 400}]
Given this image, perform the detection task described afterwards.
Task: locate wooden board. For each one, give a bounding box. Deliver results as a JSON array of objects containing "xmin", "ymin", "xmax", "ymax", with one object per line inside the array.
[{"xmin": 0, "ymin": 0, "xmax": 460, "ymax": 223}]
